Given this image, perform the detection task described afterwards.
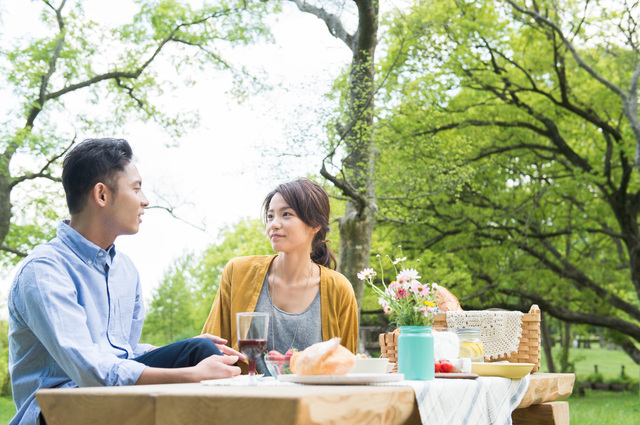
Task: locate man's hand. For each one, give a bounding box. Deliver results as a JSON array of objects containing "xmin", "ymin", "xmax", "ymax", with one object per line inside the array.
[
  {"xmin": 192, "ymin": 354, "xmax": 242, "ymax": 380},
  {"xmin": 196, "ymin": 333, "xmax": 247, "ymax": 361}
]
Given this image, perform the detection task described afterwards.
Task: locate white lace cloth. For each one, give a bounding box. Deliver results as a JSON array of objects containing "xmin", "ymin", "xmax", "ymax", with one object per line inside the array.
[{"xmin": 445, "ymin": 310, "xmax": 524, "ymax": 360}]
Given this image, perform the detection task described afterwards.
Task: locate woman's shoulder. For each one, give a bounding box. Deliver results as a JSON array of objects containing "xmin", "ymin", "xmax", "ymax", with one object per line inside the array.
[{"xmin": 319, "ymin": 266, "xmax": 353, "ymax": 290}]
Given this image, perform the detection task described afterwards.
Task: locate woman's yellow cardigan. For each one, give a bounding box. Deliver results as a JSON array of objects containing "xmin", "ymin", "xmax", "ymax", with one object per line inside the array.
[{"xmin": 202, "ymin": 255, "xmax": 359, "ymax": 370}]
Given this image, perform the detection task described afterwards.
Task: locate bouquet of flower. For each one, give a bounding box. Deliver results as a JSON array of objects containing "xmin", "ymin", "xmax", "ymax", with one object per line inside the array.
[{"xmin": 358, "ymin": 253, "xmax": 439, "ymax": 327}]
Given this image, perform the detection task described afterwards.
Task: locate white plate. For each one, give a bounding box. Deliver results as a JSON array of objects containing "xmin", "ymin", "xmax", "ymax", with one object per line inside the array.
[{"xmin": 277, "ymin": 373, "xmax": 404, "ymax": 385}]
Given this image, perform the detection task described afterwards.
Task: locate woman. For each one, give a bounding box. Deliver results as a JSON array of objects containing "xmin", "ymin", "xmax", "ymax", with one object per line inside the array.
[{"xmin": 202, "ymin": 178, "xmax": 358, "ymax": 374}]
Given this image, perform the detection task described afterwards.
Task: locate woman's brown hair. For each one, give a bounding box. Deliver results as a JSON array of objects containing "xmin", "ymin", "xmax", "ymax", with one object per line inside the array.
[{"xmin": 263, "ymin": 178, "xmax": 336, "ymax": 269}]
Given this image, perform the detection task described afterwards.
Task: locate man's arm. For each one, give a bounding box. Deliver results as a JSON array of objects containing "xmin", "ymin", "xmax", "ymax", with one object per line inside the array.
[
  {"xmin": 135, "ymin": 354, "xmax": 241, "ymax": 385},
  {"xmin": 15, "ymin": 258, "xmax": 147, "ymax": 386}
]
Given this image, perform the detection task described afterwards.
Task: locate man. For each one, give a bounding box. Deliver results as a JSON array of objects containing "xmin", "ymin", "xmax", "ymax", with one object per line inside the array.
[{"xmin": 8, "ymin": 138, "xmax": 245, "ymax": 425}]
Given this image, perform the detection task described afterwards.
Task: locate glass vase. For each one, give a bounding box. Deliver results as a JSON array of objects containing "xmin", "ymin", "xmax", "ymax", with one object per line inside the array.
[{"xmin": 398, "ymin": 326, "xmax": 435, "ymax": 380}]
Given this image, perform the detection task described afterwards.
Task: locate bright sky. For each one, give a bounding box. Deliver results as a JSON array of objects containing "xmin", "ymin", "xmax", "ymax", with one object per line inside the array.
[{"xmin": 0, "ymin": 0, "xmax": 353, "ymax": 303}]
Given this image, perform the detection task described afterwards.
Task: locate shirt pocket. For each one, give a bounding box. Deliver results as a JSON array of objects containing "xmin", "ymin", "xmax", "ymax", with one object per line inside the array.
[{"xmin": 112, "ymin": 298, "xmax": 134, "ymax": 347}]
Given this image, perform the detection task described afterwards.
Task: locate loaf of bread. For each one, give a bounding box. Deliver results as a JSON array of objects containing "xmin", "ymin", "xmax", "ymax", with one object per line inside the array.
[{"xmin": 290, "ymin": 337, "xmax": 356, "ymax": 375}]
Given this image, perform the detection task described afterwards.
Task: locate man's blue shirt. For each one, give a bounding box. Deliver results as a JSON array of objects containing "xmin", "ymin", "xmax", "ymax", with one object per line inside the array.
[{"xmin": 8, "ymin": 221, "xmax": 152, "ymax": 425}]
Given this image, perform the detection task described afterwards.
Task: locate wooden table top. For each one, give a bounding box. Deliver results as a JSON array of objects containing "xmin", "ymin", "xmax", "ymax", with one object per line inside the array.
[{"xmin": 36, "ymin": 373, "xmax": 574, "ymax": 425}]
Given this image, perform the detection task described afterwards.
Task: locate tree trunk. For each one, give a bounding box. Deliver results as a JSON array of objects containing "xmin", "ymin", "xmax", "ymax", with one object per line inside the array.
[
  {"xmin": 559, "ymin": 321, "xmax": 572, "ymax": 373},
  {"xmin": 338, "ymin": 203, "xmax": 376, "ymax": 305},
  {"xmin": 541, "ymin": 312, "xmax": 556, "ymax": 373},
  {"xmin": 291, "ymin": 0, "xmax": 379, "ymax": 307},
  {"xmin": 0, "ymin": 167, "xmax": 12, "ymax": 246}
]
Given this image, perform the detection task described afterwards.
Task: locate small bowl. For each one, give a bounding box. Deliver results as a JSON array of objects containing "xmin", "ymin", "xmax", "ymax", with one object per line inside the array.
[
  {"xmin": 351, "ymin": 357, "xmax": 389, "ymax": 374},
  {"xmin": 264, "ymin": 355, "xmax": 293, "ymax": 376}
]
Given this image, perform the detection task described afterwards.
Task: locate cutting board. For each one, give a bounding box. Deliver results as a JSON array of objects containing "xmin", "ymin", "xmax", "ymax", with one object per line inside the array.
[{"xmin": 435, "ymin": 372, "xmax": 479, "ymax": 379}]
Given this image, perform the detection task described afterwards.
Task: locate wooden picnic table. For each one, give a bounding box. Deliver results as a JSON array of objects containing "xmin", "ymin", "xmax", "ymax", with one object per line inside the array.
[{"xmin": 36, "ymin": 372, "xmax": 574, "ymax": 425}]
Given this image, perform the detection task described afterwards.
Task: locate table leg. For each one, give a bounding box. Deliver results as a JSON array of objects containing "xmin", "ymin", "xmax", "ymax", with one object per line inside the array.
[{"xmin": 512, "ymin": 401, "xmax": 570, "ymax": 425}]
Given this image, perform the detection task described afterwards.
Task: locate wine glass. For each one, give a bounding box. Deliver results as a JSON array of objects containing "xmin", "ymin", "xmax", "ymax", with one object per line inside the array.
[{"xmin": 236, "ymin": 312, "xmax": 269, "ymax": 384}]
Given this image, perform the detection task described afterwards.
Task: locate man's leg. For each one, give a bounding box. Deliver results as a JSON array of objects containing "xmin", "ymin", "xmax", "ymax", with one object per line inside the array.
[{"xmin": 134, "ymin": 338, "xmax": 222, "ymax": 368}]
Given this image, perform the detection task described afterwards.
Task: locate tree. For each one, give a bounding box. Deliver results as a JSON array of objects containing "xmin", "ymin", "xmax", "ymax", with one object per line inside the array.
[
  {"xmin": 142, "ymin": 217, "xmax": 274, "ymax": 340},
  {"xmin": 375, "ymin": 0, "xmax": 640, "ymax": 363},
  {"xmin": 0, "ymin": 0, "xmax": 275, "ymax": 267},
  {"xmin": 143, "ymin": 256, "xmax": 199, "ymax": 345},
  {"xmin": 288, "ymin": 0, "xmax": 379, "ymax": 307}
]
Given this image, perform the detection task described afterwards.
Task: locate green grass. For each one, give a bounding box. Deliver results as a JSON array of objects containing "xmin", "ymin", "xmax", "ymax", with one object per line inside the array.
[
  {"xmin": 0, "ymin": 396, "xmax": 14, "ymax": 425},
  {"xmin": 568, "ymin": 390, "xmax": 640, "ymax": 424},
  {"xmin": 539, "ymin": 346, "xmax": 640, "ymax": 382}
]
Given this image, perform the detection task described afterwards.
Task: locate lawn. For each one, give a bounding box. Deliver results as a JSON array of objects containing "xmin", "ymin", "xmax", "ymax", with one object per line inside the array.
[
  {"xmin": 0, "ymin": 397, "xmax": 13, "ymax": 425},
  {"xmin": 569, "ymin": 390, "xmax": 639, "ymax": 424},
  {"xmin": 539, "ymin": 346, "xmax": 640, "ymax": 382}
]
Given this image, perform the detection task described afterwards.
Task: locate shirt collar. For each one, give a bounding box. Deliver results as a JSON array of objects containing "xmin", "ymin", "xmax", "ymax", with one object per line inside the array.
[{"xmin": 57, "ymin": 220, "xmax": 117, "ymax": 270}]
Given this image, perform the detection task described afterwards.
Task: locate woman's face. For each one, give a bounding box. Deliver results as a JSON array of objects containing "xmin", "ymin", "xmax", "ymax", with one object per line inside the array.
[{"xmin": 266, "ymin": 193, "xmax": 317, "ymax": 253}]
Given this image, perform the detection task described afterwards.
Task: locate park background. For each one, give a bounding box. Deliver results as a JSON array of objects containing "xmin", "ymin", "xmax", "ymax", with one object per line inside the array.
[{"xmin": 1, "ymin": 0, "xmax": 640, "ymax": 423}]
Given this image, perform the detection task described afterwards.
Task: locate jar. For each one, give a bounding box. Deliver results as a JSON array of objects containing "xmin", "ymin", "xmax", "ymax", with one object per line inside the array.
[
  {"xmin": 398, "ymin": 326, "xmax": 435, "ymax": 380},
  {"xmin": 456, "ymin": 328, "xmax": 484, "ymax": 362},
  {"xmin": 432, "ymin": 328, "xmax": 460, "ymax": 360}
]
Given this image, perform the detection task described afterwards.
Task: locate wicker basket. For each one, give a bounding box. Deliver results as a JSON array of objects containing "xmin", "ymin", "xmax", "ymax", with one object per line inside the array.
[{"xmin": 379, "ymin": 304, "xmax": 541, "ymax": 373}]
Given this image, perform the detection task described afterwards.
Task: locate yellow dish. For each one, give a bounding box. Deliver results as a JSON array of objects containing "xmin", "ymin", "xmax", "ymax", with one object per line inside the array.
[{"xmin": 471, "ymin": 362, "xmax": 534, "ymax": 379}]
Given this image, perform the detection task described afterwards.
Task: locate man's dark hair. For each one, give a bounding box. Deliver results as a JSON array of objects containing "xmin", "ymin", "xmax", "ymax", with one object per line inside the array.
[{"xmin": 62, "ymin": 138, "xmax": 133, "ymax": 214}]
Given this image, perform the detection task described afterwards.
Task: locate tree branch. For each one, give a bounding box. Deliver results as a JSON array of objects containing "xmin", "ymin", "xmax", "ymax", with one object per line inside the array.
[
  {"xmin": 288, "ymin": 0, "xmax": 354, "ymax": 48},
  {"xmin": 499, "ymin": 287, "xmax": 640, "ymax": 340},
  {"xmin": 0, "ymin": 245, "xmax": 27, "ymax": 257},
  {"xmin": 9, "ymin": 135, "xmax": 76, "ymax": 189}
]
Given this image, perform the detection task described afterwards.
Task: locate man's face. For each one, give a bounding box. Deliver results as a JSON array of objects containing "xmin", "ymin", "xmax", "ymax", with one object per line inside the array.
[{"xmin": 104, "ymin": 162, "xmax": 149, "ymax": 236}]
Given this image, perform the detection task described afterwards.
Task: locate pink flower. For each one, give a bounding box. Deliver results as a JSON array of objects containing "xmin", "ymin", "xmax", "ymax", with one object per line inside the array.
[
  {"xmin": 388, "ymin": 281, "xmax": 402, "ymax": 292},
  {"xmin": 396, "ymin": 288, "xmax": 408, "ymax": 299},
  {"xmin": 410, "ymin": 282, "xmax": 430, "ymax": 297},
  {"xmin": 383, "ymin": 304, "xmax": 394, "ymax": 315},
  {"xmin": 396, "ymin": 273, "xmax": 411, "ymax": 284},
  {"xmin": 415, "ymin": 306, "xmax": 435, "ymax": 317}
]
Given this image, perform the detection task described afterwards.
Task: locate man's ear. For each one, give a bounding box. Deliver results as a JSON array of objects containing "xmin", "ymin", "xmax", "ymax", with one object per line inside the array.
[{"xmin": 93, "ymin": 183, "xmax": 108, "ymax": 207}]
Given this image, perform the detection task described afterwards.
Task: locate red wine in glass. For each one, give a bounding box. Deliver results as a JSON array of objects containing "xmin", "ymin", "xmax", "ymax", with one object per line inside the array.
[{"xmin": 238, "ymin": 339, "xmax": 267, "ymax": 375}]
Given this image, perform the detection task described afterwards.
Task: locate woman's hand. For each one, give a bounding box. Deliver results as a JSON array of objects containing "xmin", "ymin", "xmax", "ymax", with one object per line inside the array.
[{"xmin": 196, "ymin": 333, "xmax": 247, "ymax": 361}]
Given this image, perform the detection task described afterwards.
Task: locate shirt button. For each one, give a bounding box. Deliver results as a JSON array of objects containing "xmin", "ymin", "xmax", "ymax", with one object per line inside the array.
[
  {"xmin": 98, "ymin": 252, "xmax": 104, "ymax": 256},
  {"xmin": 87, "ymin": 259, "xmax": 92, "ymax": 264}
]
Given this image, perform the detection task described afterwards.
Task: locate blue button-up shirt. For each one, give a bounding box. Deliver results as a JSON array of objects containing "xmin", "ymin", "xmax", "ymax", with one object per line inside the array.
[{"xmin": 8, "ymin": 221, "xmax": 152, "ymax": 425}]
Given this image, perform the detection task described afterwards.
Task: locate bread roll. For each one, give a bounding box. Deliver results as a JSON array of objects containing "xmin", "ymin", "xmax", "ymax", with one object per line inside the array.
[{"xmin": 290, "ymin": 337, "xmax": 356, "ymax": 375}]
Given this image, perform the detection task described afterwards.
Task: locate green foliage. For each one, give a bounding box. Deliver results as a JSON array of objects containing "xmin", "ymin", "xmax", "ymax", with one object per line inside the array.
[
  {"xmin": 586, "ymin": 371, "xmax": 604, "ymax": 384},
  {"xmin": 142, "ymin": 217, "xmax": 273, "ymax": 343},
  {"xmin": 0, "ymin": 0, "xmax": 278, "ymax": 264},
  {"xmin": 142, "ymin": 255, "xmax": 200, "ymax": 345},
  {"xmin": 0, "ymin": 321, "xmax": 10, "ymax": 397},
  {"xmin": 370, "ymin": 0, "xmax": 640, "ymax": 360},
  {"xmin": 0, "ymin": 396, "xmax": 16, "ymax": 425},
  {"xmin": 190, "ymin": 217, "xmax": 274, "ymax": 321}
]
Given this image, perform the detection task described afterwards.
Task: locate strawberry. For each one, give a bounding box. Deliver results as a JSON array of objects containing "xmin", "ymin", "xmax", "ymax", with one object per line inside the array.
[
  {"xmin": 284, "ymin": 348, "xmax": 295, "ymax": 359},
  {"xmin": 439, "ymin": 360, "xmax": 454, "ymax": 373},
  {"xmin": 434, "ymin": 360, "xmax": 441, "ymax": 373},
  {"xmin": 266, "ymin": 350, "xmax": 284, "ymax": 363}
]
